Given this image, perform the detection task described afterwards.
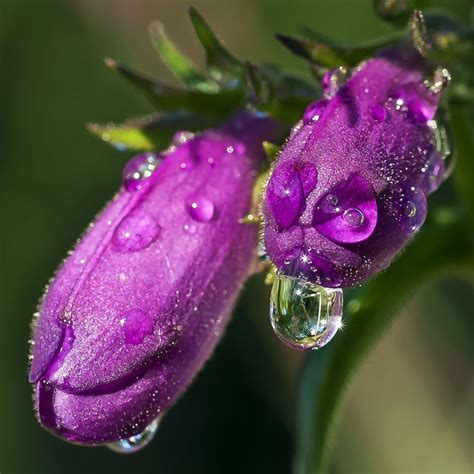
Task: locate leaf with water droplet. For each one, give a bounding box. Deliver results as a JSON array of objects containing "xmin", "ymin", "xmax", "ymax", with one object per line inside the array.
[
  {"xmin": 189, "ymin": 7, "xmax": 243, "ymax": 85},
  {"xmin": 148, "ymin": 21, "xmax": 217, "ymax": 93},
  {"xmin": 294, "ymin": 218, "xmax": 473, "ymax": 474},
  {"xmin": 87, "ymin": 112, "xmax": 216, "ymax": 151}
]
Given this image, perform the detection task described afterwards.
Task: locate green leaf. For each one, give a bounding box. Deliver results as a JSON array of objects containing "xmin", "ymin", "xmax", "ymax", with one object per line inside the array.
[
  {"xmin": 449, "ymin": 104, "xmax": 474, "ymax": 219},
  {"xmin": 276, "ymin": 32, "xmax": 400, "ymax": 68},
  {"xmin": 262, "ymin": 141, "xmax": 280, "ymax": 161},
  {"xmin": 295, "ymin": 218, "xmax": 474, "ymax": 474},
  {"xmin": 148, "ymin": 21, "xmax": 217, "ymax": 93},
  {"xmin": 86, "ymin": 112, "xmax": 216, "ymax": 151},
  {"xmin": 105, "ymin": 57, "xmax": 245, "ymax": 116},
  {"xmin": 189, "ymin": 7, "xmax": 243, "ymax": 84}
]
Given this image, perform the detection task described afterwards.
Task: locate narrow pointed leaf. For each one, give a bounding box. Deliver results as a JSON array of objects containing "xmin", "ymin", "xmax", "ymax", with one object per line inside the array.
[
  {"xmin": 410, "ymin": 10, "xmax": 431, "ymax": 57},
  {"xmin": 295, "ymin": 217, "xmax": 474, "ymax": 474},
  {"xmin": 105, "ymin": 58, "xmax": 245, "ymax": 116},
  {"xmin": 189, "ymin": 7, "xmax": 243, "ymax": 83},
  {"xmin": 148, "ymin": 21, "xmax": 217, "ymax": 92},
  {"xmin": 277, "ymin": 33, "xmax": 346, "ymax": 68},
  {"xmin": 87, "ymin": 112, "xmax": 216, "ymax": 151},
  {"xmin": 277, "ymin": 32, "xmax": 401, "ymax": 68}
]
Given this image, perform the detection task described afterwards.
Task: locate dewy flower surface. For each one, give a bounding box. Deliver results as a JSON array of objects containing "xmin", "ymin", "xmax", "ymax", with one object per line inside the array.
[
  {"xmin": 263, "ymin": 48, "xmax": 449, "ymax": 289},
  {"xmin": 29, "ymin": 111, "xmax": 283, "ymax": 445}
]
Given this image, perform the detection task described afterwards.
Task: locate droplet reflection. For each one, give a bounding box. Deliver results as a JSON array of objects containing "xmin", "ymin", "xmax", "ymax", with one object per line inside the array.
[
  {"xmin": 270, "ymin": 274, "xmax": 343, "ymax": 351},
  {"xmin": 107, "ymin": 418, "xmax": 160, "ymax": 454}
]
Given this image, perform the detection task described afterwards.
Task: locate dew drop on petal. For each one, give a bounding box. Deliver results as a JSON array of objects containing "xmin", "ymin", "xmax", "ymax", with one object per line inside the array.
[
  {"xmin": 112, "ymin": 210, "xmax": 160, "ymax": 252},
  {"xmin": 172, "ymin": 130, "xmax": 194, "ymax": 146},
  {"xmin": 303, "ymin": 100, "xmax": 328, "ymax": 124},
  {"xmin": 186, "ymin": 196, "xmax": 215, "ymax": 223},
  {"xmin": 326, "ymin": 194, "xmax": 339, "ymax": 207},
  {"xmin": 342, "ymin": 207, "xmax": 365, "ymax": 228},
  {"xmin": 122, "ymin": 153, "xmax": 159, "ymax": 192},
  {"xmin": 107, "ymin": 418, "xmax": 160, "ymax": 454},
  {"xmin": 399, "ymin": 185, "xmax": 427, "ymax": 233},
  {"xmin": 270, "ymin": 274, "xmax": 343, "ymax": 351},
  {"xmin": 120, "ymin": 308, "xmax": 155, "ymax": 345}
]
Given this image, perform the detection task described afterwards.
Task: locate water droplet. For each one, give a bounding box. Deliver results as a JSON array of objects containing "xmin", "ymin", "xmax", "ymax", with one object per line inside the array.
[
  {"xmin": 371, "ymin": 104, "xmax": 387, "ymax": 122},
  {"xmin": 303, "ymin": 100, "xmax": 328, "ymax": 124},
  {"xmin": 321, "ymin": 67, "xmax": 347, "ymax": 99},
  {"xmin": 342, "ymin": 208, "xmax": 364, "ymax": 228},
  {"xmin": 107, "ymin": 418, "xmax": 160, "ymax": 454},
  {"xmin": 270, "ymin": 275, "xmax": 343, "ymax": 351},
  {"xmin": 425, "ymin": 67, "xmax": 451, "ymax": 94},
  {"xmin": 123, "ymin": 153, "xmax": 159, "ymax": 192},
  {"xmin": 120, "ymin": 308, "xmax": 154, "ymax": 345},
  {"xmin": 172, "ymin": 130, "xmax": 194, "ymax": 146},
  {"xmin": 399, "ymin": 186, "xmax": 427, "ymax": 233},
  {"xmin": 326, "ymin": 194, "xmax": 339, "ymax": 207},
  {"xmin": 428, "ymin": 120, "xmax": 454, "ymax": 180},
  {"xmin": 183, "ymin": 223, "xmax": 197, "ymax": 234},
  {"xmin": 112, "ymin": 210, "xmax": 160, "ymax": 252},
  {"xmin": 186, "ymin": 196, "xmax": 215, "ymax": 223},
  {"xmin": 405, "ymin": 201, "xmax": 417, "ymax": 218}
]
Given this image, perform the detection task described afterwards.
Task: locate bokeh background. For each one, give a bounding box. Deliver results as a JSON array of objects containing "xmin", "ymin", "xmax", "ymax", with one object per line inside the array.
[{"xmin": 0, "ymin": 0, "xmax": 472, "ymax": 473}]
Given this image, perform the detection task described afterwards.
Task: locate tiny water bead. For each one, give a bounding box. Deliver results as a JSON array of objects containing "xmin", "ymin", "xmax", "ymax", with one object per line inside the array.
[
  {"xmin": 112, "ymin": 209, "xmax": 160, "ymax": 253},
  {"xmin": 321, "ymin": 67, "xmax": 348, "ymax": 99},
  {"xmin": 120, "ymin": 308, "xmax": 155, "ymax": 345},
  {"xmin": 186, "ymin": 196, "xmax": 215, "ymax": 223},
  {"xmin": 342, "ymin": 207, "xmax": 365, "ymax": 228},
  {"xmin": 172, "ymin": 130, "xmax": 194, "ymax": 146},
  {"xmin": 420, "ymin": 151, "xmax": 445, "ymax": 195},
  {"xmin": 303, "ymin": 100, "xmax": 328, "ymax": 124},
  {"xmin": 107, "ymin": 418, "xmax": 160, "ymax": 454},
  {"xmin": 326, "ymin": 194, "xmax": 339, "ymax": 207},
  {"xmin": 270, "ymin": 274, "xmax": 343, "ymax": 351},
  {"xmin": 123, "ymin": 153, "xmax": 159, "ymax": 192}
]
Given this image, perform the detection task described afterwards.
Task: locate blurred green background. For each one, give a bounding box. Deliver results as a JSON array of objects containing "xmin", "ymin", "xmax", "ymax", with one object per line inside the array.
[{"xmin": 0, "ymin": 0, "xmax": 472, "ymax": 473}]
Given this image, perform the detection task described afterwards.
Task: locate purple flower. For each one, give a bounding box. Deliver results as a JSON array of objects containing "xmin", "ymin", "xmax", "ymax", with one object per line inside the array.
[
  {"xmin": 263, "ymin": 50, "xmax": 450, "ymax": 288},
  {"xmin": 29, "ymin": 111, "xmax": 283, "ymax": 446}
]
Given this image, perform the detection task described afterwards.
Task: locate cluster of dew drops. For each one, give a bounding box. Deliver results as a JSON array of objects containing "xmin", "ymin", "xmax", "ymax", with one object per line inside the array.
[
  {"xmin": 267, "ymin": 65, "xmax": 452, "ymax": 355},
  {"xmin": 105, "ymin": 66, "xmax": 452, "ymax": 453}
]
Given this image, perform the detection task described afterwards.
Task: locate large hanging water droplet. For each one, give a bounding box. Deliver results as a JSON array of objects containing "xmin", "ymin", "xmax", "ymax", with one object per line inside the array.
[
  {"xmin": 112, "ymin": 209, "xmax": 160, "ymax": 253},
  {"xmin": 270, "ymin": 274, "xmax": 343, "ymax": 351},
  {"xmin": 107, "ymin": 418, "xmax": 160, "ymax": 454},
  {"xmin": 342, "ymin": 208, "xmax": 364, "ymax": 228},
  {"xmin": 186, "ymin": 196, "xmax": 215, "ymax": 223},
  {"xmin": 123, "ymin": 153, "xmax": 159, "ymax": 192}
]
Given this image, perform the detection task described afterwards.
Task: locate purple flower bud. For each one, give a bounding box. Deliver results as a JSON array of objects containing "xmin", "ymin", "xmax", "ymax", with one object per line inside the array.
[
  {"xmin": 29, "ymin": 111, "xmax": 283, "ymax": 446},
  {"xmin": 263, "ymin": 51, "xmax": 450, "ymax": 288}
]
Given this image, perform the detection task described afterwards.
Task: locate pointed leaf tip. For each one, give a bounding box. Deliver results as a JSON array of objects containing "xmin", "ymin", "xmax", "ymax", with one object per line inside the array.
[
  {"xmin": 188, "ymin": 6, "xmax": 243, "ymax": 83},
  {"xmin": 148, "ymin": 20, "xmax": 215, "ymax": 92}
]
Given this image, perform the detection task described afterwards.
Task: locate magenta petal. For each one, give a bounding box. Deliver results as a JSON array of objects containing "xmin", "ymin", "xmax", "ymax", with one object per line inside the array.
[
  {"xmin": 267, "ymin": 161, "xmax": 318, "ymax": 230},
  {"xmin": 266, "ymin": 162, "xmax": 304, "ymax": 230},
  {"xmin": 29, "ymin": 111, "xmax": 285, "ymax": 443},
  {"xmin": 313, "ymin": 174, "xmax": 378, "ymax": 244}
]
